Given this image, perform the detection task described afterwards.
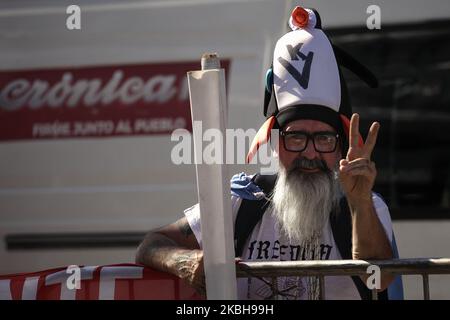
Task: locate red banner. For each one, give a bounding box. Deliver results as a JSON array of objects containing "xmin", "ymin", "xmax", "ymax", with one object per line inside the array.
[
  {"xmin": 0, "ymin": 264, "xmax": 202, "ymax": 300},
  {"xmin": 0, "ymin": 61, "xmax": 229, "ymax": 141}
]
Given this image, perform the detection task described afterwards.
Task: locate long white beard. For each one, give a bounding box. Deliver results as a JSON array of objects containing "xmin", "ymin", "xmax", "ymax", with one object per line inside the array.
[{"xmin": 271, "ymin": 160, "xmax": 342, "ymax": 246}]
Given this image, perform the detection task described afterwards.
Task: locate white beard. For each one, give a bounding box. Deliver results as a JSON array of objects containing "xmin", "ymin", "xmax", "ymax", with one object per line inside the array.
[{"xmin": 271, "ymin": 160, "xmax": 342, "ymax": 247}]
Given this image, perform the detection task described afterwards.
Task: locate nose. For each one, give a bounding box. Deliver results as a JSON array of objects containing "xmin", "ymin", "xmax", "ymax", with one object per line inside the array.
[{"xmin": 301, "ymin": 138, "xmax": 319, "ymax": 160}]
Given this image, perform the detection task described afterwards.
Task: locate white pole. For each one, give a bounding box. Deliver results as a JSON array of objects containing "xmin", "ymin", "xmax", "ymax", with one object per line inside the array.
[{"xmin": 187, "ymin": 53, "xmax": 237, "ymax": 300}]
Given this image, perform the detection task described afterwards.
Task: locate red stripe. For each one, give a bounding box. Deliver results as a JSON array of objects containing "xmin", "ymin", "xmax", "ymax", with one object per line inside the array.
[{"xmin": 246, "ymin": 116, "xmax": 276, "ymax": 163}]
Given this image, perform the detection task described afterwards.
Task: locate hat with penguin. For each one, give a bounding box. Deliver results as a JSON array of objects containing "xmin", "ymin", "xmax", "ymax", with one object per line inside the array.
[{"xmin": 247, "ymin": 6, "xmax": 378, "ymax": 163}]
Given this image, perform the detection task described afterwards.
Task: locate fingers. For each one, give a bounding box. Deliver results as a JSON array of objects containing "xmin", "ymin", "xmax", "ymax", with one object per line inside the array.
[
  {"xmin": 344, "ymin": 167, "xmax": 374, "ymax": 178},
  {"xmin": 363, "ymin": 122, "xmax": 380, "ymax": 159},
  {"xmin": 347, "ymin": 114, "xmax": 380, "ymax": 161},
  {"xmin": 196, "ymin": 286, "xmax": 206, "ymax": 297},
  {"xmin": 349, "ymin": 113, "xmax": 360, "ymax": 150},
  {"xmin": 193, "ymin": 276, "xmax": 207, "ymax": 297},
  {"xmin": 183, "ymin": 263, "xmax": 206, "ymax": 297},
  {"xmin": 184, "ymin": 274, "xmax": 206, "ymax": 297},
  {"xmin": 176, "ymin": 250, "xmax": 207, "ymax": 296},
  {"xmin": 340, "ymin": 158, "xmax": 376, "ymax": 175},
  {"xmin": 193, "ymin": 253, "xmax": 206, "ymax": 297}
]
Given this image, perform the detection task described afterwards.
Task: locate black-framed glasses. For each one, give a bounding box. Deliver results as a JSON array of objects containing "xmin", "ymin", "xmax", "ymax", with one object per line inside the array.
[{"xmin": 280, "ymin": 131, "xmax": 339, "ymax": 153}]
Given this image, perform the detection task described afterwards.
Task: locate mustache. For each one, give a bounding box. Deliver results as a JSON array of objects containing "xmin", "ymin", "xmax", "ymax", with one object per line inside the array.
[{"xmin": 289, "ymin": 157, "xmax": 329, "ymax": 173}]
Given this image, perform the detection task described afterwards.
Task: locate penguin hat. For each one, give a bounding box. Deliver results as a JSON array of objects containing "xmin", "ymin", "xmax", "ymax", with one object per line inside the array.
[{"xmin": 246, "ymin": 6, "xmax": 378, "ymax": 163}]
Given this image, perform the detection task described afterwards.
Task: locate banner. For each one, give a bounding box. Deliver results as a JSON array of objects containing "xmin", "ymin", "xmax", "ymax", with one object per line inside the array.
[
  {"xmin": 0, "ymin": 60, "xmax": 229, "ymax": 141},
  {"xmin": 0, "ymin": 264, "xmax": 202, "ymax": 300}
]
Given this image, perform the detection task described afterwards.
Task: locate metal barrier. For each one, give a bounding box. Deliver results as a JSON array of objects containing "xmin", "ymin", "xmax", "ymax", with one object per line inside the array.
[{"xmin": 236, "ymin": 258, "xmax": 450, "ymax": 300}]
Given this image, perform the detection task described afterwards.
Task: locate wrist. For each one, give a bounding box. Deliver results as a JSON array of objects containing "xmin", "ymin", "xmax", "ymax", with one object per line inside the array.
[{"xmin": 346, "ymin": 193, "xmax": 373, "ymax": 212}]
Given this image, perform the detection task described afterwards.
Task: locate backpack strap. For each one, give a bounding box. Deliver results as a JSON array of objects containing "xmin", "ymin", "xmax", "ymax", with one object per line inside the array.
[
  {"xmin": 234, "ymin": 198, "xmax": 270, "ymax": 257},
  {"xmin": 252, "ymin": 173, "xmax": 278, "ymax": 195},
  {"xmin": 330, "ymin": 198, "xmax": 389, "ymax": 300},
  {"xmin": 234, "ymin": 174, "xmax": 276, "ymax": 257}
]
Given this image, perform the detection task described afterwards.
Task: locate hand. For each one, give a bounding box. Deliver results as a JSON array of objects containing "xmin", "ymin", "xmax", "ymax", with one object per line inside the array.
[
  {"xmin": 173, "ymin": 249, "xmax": 206, "ymax": 296},
  {"xmin": 339, "ymin": 113, "xmax": 380, "ymax": 203}
]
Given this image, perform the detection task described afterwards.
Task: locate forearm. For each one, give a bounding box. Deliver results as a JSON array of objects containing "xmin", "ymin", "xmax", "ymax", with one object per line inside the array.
[
  {"xmin": 349, "ymin": 197, "xmax": 392, "ymax": 260},
  {"xmin": 349, "ymin": 197, "xmax": 394, "ymax": 290},
  {"xmin": 135, "ymin": 232, "xmax": 201, "ymax": 278}
]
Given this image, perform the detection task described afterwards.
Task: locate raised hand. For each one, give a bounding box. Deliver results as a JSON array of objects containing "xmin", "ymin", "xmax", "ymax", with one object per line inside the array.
[{"xmin": 339, "ymin": 113, "xmax": 380, "ymax": 203}]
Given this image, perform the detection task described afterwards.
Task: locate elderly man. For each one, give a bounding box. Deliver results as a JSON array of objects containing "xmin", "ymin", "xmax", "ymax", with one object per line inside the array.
[{"xmin": 136, "ymin": 7, "xmax": 400, "ymax": 300}]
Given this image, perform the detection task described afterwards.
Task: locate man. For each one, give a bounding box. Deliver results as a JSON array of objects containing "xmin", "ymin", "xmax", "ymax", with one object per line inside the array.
[{"xmin": 136, "ymin": 7, "xmax": 400, "ymax": 299}]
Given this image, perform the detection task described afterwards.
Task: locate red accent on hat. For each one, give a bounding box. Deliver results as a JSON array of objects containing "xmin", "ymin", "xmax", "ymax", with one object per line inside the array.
[
  {"xmin": 291, "ymin": 6, "xmax": 309, "ymax": 28},
  {"xmin": 246, "ymin": 116, "xmax": 276, "ymax": 163}
]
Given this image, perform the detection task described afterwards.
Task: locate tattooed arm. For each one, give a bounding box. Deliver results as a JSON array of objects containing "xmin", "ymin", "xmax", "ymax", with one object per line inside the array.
[{"xmin": 135, "ymin": 217, "xmax": 206, "ymax": 295}]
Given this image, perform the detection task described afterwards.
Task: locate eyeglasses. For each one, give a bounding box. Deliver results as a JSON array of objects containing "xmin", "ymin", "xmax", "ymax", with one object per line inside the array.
[{"xmin": 280, "ymin": 131, "xmax": 339, "ymax": 153}]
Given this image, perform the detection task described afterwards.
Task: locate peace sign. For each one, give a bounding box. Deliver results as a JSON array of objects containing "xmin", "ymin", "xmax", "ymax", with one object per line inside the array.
[
  {"xmin": 347, "ymin": 113, "xmax": 380, "ymax": 161},
  {"xmin": 339, "ymin": 113, "xmax": 380, "ymax": 203}
]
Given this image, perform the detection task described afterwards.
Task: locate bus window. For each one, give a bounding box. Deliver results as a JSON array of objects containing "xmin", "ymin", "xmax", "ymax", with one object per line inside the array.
[{"xmin": 329, "ymin": 21, "xmax": 450, "ymax": 219}]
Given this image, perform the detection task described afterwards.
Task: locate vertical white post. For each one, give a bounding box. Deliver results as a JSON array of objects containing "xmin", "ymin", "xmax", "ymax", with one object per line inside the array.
[{"xmin": 187, "ymin": 53, "xmax": 237, "ymax": 300}]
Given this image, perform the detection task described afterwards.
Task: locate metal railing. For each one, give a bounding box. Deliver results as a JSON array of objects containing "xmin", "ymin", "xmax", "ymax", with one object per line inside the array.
[{"xmin": 236, "ymin": 258, "xmax": 450, "ymax": 300}]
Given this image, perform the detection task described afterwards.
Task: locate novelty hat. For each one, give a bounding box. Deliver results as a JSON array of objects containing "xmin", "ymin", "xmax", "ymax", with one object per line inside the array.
[{"xmin": 246, "ymin": 6, "xmax": 378, "ymax": 163}]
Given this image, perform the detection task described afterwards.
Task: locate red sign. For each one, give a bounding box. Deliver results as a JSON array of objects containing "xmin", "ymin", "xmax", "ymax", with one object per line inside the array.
[
  {"xmin": 0, "ymin": 61, "xmax": 230, "ymax": 141},
  {"xmin": 0, "ymin": 264, "xmax": 202, "ymax": 300}
]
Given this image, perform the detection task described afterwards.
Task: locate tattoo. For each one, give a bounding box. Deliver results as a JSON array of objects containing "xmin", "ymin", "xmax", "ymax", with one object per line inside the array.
[
  {"xmin": 139, "ymin": 235, "xmax": 177, "ymax": 266},
  {"xmin": 178, "ymin": 220, "xmax": 194, "ymax": 238},
  {"xmin": 145, "ymin": 238, "xmax": 171, "ymax": 259}
]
